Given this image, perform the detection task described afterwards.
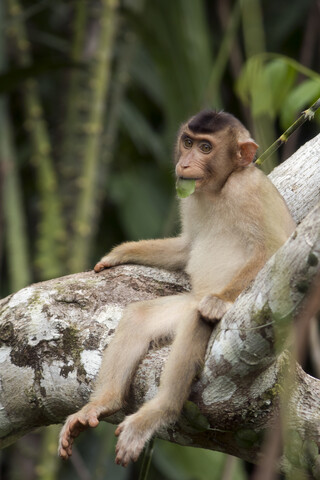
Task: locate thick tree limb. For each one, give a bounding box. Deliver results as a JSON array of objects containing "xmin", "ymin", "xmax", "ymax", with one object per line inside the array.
[{"xmin": 0, "ymin": 134, "xmax": 320, "ymax": 471}]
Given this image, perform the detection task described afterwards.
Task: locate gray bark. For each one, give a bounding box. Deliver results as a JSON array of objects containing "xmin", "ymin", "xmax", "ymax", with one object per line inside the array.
[{"xmin": 1, "ymin": 133, "xmax": 320, "ymax": 473}]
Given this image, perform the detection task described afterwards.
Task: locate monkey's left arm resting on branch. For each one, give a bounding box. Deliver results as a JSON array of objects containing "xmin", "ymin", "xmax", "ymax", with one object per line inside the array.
[{"xmin": 0, "ymin": 134, "xmax": 320, "ymax": 466}]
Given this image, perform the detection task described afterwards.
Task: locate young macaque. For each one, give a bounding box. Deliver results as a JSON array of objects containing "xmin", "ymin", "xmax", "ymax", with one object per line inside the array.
[{"xmin": 58, "ymin": 110, "xmax": 295, "ymax": 466}]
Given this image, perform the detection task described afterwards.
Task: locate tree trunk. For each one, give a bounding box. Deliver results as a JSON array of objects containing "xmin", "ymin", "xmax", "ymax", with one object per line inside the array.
[{"xmin": 1, "ymin": 133, "xmax": 320, "ymax": 475}]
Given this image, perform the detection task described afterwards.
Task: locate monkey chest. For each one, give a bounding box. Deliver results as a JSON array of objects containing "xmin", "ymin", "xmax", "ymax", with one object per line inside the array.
[{"xmin": 186, "ymin": 230, "xmax": 251, "ymax": 296}]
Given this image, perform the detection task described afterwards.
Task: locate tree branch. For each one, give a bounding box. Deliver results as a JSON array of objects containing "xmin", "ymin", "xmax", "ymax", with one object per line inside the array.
[{"xmin": 0, "ymin": 134, "xmax": 320, "ymax": 470}]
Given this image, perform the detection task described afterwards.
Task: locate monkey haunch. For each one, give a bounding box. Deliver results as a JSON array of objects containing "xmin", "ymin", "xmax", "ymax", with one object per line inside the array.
[{"xmin": 58, "ymin": 110, "xmax": 295, "ymax": 466}]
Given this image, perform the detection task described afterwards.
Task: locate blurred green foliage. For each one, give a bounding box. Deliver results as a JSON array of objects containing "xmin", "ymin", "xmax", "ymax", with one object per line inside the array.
[{"xmin": 0, "ymin": 0, "xmax": 319, "ymax": 478}]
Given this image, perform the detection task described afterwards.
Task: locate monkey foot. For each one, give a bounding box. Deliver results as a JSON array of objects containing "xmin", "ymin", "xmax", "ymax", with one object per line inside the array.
[
  {"xmin": 198, "ymin": 294, "xmax": 233, "ymax": 322},
  {"xmin": 58, "ymin": 405, "xmax": 103, "ymax": 459},
  {"xmin": 114, "ymin": 414, "xmax": 152, "ymax": 467}
]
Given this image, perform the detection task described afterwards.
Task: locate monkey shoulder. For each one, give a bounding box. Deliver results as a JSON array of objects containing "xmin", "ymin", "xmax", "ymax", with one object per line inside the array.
[
  {"xmin": 224, "ymin": 165, "xmax": 266, "ymax": 205},
  {"xmin": 224, "ymin": 166, "xmax": 285, "ymax": 232},
  {"xmin": 225, "ymin": 165, "xmax": 295, "ymax": 245}
]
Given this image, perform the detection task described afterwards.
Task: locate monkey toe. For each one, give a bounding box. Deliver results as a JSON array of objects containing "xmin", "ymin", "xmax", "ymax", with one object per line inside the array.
[
  {"xmin": 59, "ymin": 421, "xmax": 77, "ymax": 458},
  {"xmin": 115, "ymin": 451, "xmax": 127, "ymax": 467},
  {"xmin": 58, "ymin": 407, "xmax": 102, "ymax": 460},
  {"xmin": 58, "ymin": 439, "xmax": 72, "ymax": 459},
  {"xmin": 114, "ymin": 424, "xmax": 123, "ymax": 437},
  {"xmin": 59, "ymin": 448, "xmax": 68, "ymax": 460},
  {"xmin": 115, "ymin": 440, "xmax": 142, "ymax": 467},
  {"xmin": 60, "ymin": 436, "xmax": 71, "ymax": 449}
]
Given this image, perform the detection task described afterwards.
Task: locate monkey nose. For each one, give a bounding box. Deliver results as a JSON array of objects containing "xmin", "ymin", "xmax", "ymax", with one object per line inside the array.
[{"xmin": 180, "ymin": 163, "xmax": 191, "ymax": 170}]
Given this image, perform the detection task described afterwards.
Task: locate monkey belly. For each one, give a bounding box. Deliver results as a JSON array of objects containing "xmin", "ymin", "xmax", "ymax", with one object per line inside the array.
[{"xmin": 186, "ymin": 236, "xmax": 251, "ymax": 297}]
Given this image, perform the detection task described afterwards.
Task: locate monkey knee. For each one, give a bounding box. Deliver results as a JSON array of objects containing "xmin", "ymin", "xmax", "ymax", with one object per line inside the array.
[{"xmin": 117, "ymin": 302, "xmax": 149, "ymax": 332}]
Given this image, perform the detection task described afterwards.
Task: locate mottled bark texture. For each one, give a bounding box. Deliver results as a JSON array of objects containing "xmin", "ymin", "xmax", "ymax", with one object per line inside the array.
[{"xmin": 1, "ymin": 134, "xmax": 320, "ymax": 473}]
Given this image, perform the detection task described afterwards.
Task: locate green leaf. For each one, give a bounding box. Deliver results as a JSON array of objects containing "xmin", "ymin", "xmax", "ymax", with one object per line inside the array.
[
  {"xmin": 263, "ymin": 59, "xmax": 296, "ymax": 114},
  {"xmin": 181, "ymin": 401, "xmax": 210, "ymax": 432},
  {"xmin": 130, "ymin": 47, "xmax": 164, "ymax": 107},
  {"xmin": 235, "ymin": 429, "xmax": 261, "ymax": 448},
  {"xmin": 280, "ymin": 79, "xmax": 320, "ymax": 129},
  {"xmin": 121, "ymin": 101, "xmax": 166, "ymax": 163},
  {"xmin": 236, "ymin": 57, "xmax": 273, "ymax": 117},
  {"xmin": 285, "ymin": 430, "xmax": 304, "ymax": 467},
  {"xmin": 176, "ymin": 178, "xmax": 196, "ymax": 198}
]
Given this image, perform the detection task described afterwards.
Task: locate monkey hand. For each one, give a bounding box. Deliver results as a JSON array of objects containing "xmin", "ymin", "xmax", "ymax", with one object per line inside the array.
[
  {"xmin": 198, "ymin": 294, "xmax": 232, "ymax": 323},
  {"xmin": 94, "ymin": 243, "xmax": 133, "ymax": 272},
  {"xmin": 94, "ymin": 256, "xmax": 116, "ymax": 272},
  {"xmin": 94, "ymin": 250, "xmax": 125, "ymax": 272}
]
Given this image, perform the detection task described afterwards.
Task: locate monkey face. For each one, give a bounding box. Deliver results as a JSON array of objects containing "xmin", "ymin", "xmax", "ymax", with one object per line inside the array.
[
  {"xmin": 174, "ymin": 110, "xmax": 258, "ymax": 194},
  {"xmin": 175, "ymin": 130, "xmax": 214, "ymax": 185},
  {"xmin": 175, "ymin": 128, "xmax": 239, "ymax": 193}
]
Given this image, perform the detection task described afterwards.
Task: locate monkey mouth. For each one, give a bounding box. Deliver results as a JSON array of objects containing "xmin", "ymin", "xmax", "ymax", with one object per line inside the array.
[
  {"xmin": 178, "ymin": 176, "xmax": 203, "ymax": 186},
  {"xmin": 178, "ymin": 176, "xmax": 201, "ymax": 181}
]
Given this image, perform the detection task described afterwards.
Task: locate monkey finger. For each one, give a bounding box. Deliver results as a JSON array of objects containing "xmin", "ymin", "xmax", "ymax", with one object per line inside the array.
[
  {"xmin": 94, "ymin": 262, "xmax": 105, "ymax": 272},
  {"xmin": 94, "ymin": 257, "xmax": 116, "ymax": 272},
  {"xmin": 198, "ymin": 295, "xmax": 232, "ymax": 321}
]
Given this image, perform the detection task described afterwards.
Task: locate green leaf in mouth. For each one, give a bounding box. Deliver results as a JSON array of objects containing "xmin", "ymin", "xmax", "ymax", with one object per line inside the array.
[{"xmin": 176, "ymin": 178, "xmax": 196, "ymax": 198}]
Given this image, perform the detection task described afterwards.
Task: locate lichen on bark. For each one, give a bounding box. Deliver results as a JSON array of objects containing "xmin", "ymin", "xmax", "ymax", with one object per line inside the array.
[{"xmin": 0, "ymin": 134, "xmax": 320, "ymax": 473}]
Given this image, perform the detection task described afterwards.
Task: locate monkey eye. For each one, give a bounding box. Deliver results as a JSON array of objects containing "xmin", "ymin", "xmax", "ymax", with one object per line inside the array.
[
  {"xmin": 183, "ymin": 137, "xmax": 193, "ymax": 149},
  {"xmin": 199, "ymin": 142, "xmax": 212, "ymax": 153}
]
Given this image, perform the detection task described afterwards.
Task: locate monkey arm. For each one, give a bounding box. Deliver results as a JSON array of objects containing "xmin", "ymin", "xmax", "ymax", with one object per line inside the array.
[
  {"xmin": 216, "ymin": 250, "xmax": 268, "ymax": 302},
  {"xmin": 94, "ymin": 236, "xmax": 189, "ymax": 272},
  {"xmin": 198, "ymin": 250, "xmax": 267, "ymax": 322}
]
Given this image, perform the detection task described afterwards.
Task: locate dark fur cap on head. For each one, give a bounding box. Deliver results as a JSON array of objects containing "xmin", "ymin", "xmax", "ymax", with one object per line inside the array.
[
  {"xmin": 173, "ymin": 109, "xmax": 251, "ymax": 163},
  {"xmin": 187, "ymin": 109, "xmax": 246, "ymax": 135}
]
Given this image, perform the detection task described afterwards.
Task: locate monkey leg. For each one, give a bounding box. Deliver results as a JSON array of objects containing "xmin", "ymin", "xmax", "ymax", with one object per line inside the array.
[
  {"xmin": 59, "ymin": 294, "xmax": 189, "ymax": 460},
  {"xmin": 114, "ymin": 306, "xmax": 212, "ymax": 466}
]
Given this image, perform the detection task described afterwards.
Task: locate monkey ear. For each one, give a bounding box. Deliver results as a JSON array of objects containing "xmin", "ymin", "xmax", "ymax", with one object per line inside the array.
[{"xmin": 237, "ymin": 140, "xmax": 259, "ymax": 166}]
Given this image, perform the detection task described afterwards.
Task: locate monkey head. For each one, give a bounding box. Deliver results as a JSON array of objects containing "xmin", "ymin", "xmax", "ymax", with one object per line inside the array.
[{"xmin": 175, "ymin": 110, "xmax": 258, "ymax": 194}]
